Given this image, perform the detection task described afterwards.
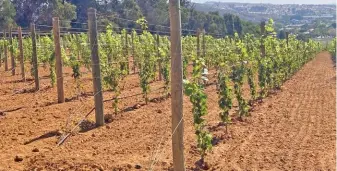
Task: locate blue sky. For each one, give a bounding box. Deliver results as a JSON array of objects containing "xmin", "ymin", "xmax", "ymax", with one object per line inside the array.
[{"xmin": 191, "ymin": 0, "xmax": 336, "ymax": 4}]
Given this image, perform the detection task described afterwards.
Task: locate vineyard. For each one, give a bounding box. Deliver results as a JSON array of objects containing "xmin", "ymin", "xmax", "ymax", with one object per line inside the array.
[{"xmin": 0, "ymin": 7, "xmax": 336, "ymax": 171}]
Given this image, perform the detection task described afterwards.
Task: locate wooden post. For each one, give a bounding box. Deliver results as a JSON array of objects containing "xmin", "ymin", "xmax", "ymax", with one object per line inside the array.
[
  {"xmin": 9, "ymin": 27, "xmax": 15, "ymax": 75},
  {"xmin": 152, "ymin": 34, "xmax": 158, "ymax": 81},
  {"xmin": 131, "ymin": 31, "xmax": 136, "ymax": 74},
  {"xmin": 196, "ymin": 29, "xmax": 200, "ymax": 59},
  {"xmin": 202, "ymin": 29, "xmax": 206, "ymax": 59},
  {"xmin": 31, "ymin": 23, "xmax": 39, "ymax": 90},
  {"xmin": 88, "ymin": 8, "xmax": 104, "ymax": 127},
  {"xmin": 53, "ymin": 17, "xmax": 65, "ymax": 103},
  {"xmin": 125, "ymin": 30, "xmax": 130, "ymax": 74},
  {"xmin": 0, "ymin": 42, "xmax": 2, "ymax": 68},
  {"xmin": 0, "ymin": 34, "xmax": 2, "ymax": 68},
  {"xmin": 157, "ymin": 33, "xmax": 162, "ymax": 81},
  {"xmin": 260, "ymin": 21, "xmax": 266, "ymax": 58},
  {"xmin": 169, "ymin": 0, "xmax": 185, "ymax": 170},
  {"xmin": 120, "ymin": 32, "xmax": 126, "ymax": 72},
  {"xmin": 18, "ymin": 27, "xmax": 25, "ymax": 81},
  {"xmin": 138, "ymin": 34, "xmax": 142, "ymax": 72},
  {"xmin": 3, "ymin": 30, "xmax": 8, "ymax": 71},
  {"xmin": 76, "ymin": 34, "xmax": 81, "ymax": 60}
]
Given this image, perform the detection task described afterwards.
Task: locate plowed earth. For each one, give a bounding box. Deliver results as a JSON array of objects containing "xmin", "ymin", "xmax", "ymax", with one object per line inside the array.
[{"xmin": 0, "ymin": 52, "xmax": 335, "ymax": 171}]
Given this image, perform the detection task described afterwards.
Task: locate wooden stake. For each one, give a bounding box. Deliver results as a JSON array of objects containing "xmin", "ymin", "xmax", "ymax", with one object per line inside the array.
[
  {"xmin": 125, "ymin": 30, "xmax": 130, "ymax": 74},
  {"xmin": 3, "ymin": 30, "xmax": 8, "ymax": 71},
  {"xmin": 31, "ymin": 23, "xmax": 39, "ymax": 90},
  {"xmin": 202, "ymin": 29, "xmax": 206, "ymax": 59},
  {"xmin": 88, "ymin": 8, "xmax": 104, "ymax": 127},
  {"xmin": 0, "ymin": 45, "xmax": 2, "ymax": 68},
  {"xmin": 169, "ymin": 0, "xmax": 186, "ymax": 170},
  {"xmin": 0, "ymin": 34, "xmax": 2, "ymax": 68},
  {"xmin": 131, "ymin": 31, "xmax": 136, "ymax": 74},
  {"xmin": 53, "ymin": 17, "xmax": 65, "ymax": 103},
  {"xmin": 76, "ymin": 34, "xmax": 81, "ymax": 60},
  {"xmin": 18, "ymin": 27, "xmax": 25, "ymax": 81},
  {"xmin": 9, "ymin": 27, "xmax": 15, "ymax": 75},
  {"xmin": 157, "ymin": 33, "xmax": 162, "ymax": 81},
  {"xmin": 196, "ymin": 28, "xmax": 200, "ymax": 59}
]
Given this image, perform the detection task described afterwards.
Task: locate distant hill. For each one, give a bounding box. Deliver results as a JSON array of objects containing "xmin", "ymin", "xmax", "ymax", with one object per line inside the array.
[
  {"xmin": 191, "ymin": 0, "xmax": 336, "ymax": 5},
  {"xmin": 193, "ymin": 2, "xmax": 270, "ymax": 23},
  {"xmin": 192, "ymin": 2, "xmax": 336, "ymax": 23}
]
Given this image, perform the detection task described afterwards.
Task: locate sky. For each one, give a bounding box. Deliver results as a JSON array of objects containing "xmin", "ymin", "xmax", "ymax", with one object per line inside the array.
[{"xmin": 191, "ymin": 0, "xmax": 336, "ymax": 4}]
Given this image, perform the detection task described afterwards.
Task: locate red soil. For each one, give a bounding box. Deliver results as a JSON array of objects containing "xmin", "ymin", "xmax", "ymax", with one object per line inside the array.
[{"xmin": 0, "ymin": 52, "xmax": 335, "ymax": 171}]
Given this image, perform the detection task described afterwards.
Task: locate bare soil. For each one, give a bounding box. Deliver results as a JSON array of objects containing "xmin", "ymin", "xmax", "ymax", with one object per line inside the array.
[{"xmin": 0, "ymin": 52, "xmax": 335, "ymax": 171}]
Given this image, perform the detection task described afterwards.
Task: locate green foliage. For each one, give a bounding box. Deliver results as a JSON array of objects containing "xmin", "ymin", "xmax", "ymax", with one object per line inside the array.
[
  {"xmin": 138, "ymin": 31, "xmax": 156, "ymax": 104},
  {"xmin": 69, "ymin": 56, "xmax": 80, "ymax": 80},
  {"xmin": 37, "ymin": 36, "xmax": 54, "ymax": 65},
  {"xmin": 232, "ymin": 35, "xmax": 249, "ymax": 119},
  {"xmin": 217, "ymin": 66, "xmax": 232, "ymax": 131},
  {"xmin": 278, "ymin": 30, "xmax": 286, "ymax": 39},
  {"xmin": 37, "ymin": 36, "xmax": 56, "ymax": 87},
  {"xmin": 8, "ymin": 0, "xmax": 262, "ymax": 38},
  {"xmin": 136, "ymin": 17, "xmax": 148, "ymax": 30},
  {"xmin": 258, "ymin": 57, "xmax": 267, "ymax": 97},
  {"xmin": 247, "ymin": 66, "xmax": 256, "ymax": 101},
  {"xmin": 12, "ymin": 0, "xmax": 76, "ymax": 27},
  {"xmin": 0, "ymin": 0, "xmax": 16, "ymax": 29},
  {"xmin": 159, "ymin": 36, "xmax": 171, "ymax": 96},
  {"xmin": 257, "ymin": 19, "xmax": 322, "ymax": 99},
  {"xmin": 53, "ymin": 0, "xmax": 77, "ymax": 27},
  {"xmin": 102, "ymin": 63, "xmax": 125, "ymax": 114},
  {"xmin": 265, "ymin": 19, "xmax": 276, "ymax": 35},
  {"xmin": 23, "ymin": 38, "xmax": 32, "ymax": 62},
  {"xmin": 100, "ymin": 25, "xmax": 128, "ymax": 114},
  {"xmin": 184, "ymin": 57, "xmax": 212, "ymax": 160},
  {"xmin": 242, "ymin": 20, "xmax": 261, "ymax": 36},
  {"xmin": 182, "ymin": 36, "xmax": 196, "ymax": 79},
  {"xmin": 184, "ymin": 79, "xmax": 212, "ymax": 159},
  {"xmin": 231, "ymin": 62, "xmax": 249, "ymax": 118},
  {"xmin": 120, "ymin": 0, "xmax": 143, "ymax": 27}
]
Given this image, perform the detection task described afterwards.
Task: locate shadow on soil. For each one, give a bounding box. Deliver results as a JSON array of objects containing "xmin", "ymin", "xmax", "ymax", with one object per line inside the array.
[
  {"xmin": 5, "ymin": 78, "xmax": 34, "ymax": 84},
  {"xmin": 0, "ymin": 107, "xmax": 25, "ymax": 116},
  {"xmin": 14, "ymin": 85, "xmax": 52, "ymax": 95},
  {"xmin": 24, "ymin": 130, "xmax": 62, "ymax": 145},
  {"xmin": 65, "ymin": 92, "xmax": 94, "ymax": 102},
  {"xmin": 38, "ymin": 92, "xmax": 94, "ymax": 108}
]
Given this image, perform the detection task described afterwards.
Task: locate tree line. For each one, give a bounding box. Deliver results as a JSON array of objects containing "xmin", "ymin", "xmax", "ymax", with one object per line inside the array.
[{"xmin": 0, "ymin": 0, "xmax": 260, "ymax": 36}]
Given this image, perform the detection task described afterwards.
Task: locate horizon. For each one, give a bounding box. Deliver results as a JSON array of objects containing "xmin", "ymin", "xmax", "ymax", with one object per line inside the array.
[{"xmin": 191, "ymin": 0, "xmax": 336, "ymax": 5}]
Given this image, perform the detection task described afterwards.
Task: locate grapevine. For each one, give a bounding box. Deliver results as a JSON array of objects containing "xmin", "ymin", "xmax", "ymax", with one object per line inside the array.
[
  {"xmin": 184, "ymin": 57, "xmax": 212, "ymax": 164},
  {"xmin": 217, "ymin": 63, "xmax": 232, "ymax": 133}
]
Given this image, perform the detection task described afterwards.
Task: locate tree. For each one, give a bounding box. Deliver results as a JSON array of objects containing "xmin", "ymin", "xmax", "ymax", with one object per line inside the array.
[
  {"xmin": 120, "ymin": 0, "xmax": 143, "ymax": 28},
  {"xmin": 10, "ymin": 0, "xmax": 259, "ymax": 38},
  {"xmin": 242, "ymin": 20, "xmax": 260, "ymax": 36},
  {"xmin": 296, "ymin": 33, "xmax": 309, "ymax": 41},
  {"xmin": 233, "ymin": 16, "xmax": 242, "ymax": 36},
  {"xmin": 203, "ymin": 11, "xmax": 226, "ymax": 36},
  {"xmin": 0, "ymin": 0, "xmax": 16, "ymax": 29},
  {"xmin": 65, "ymin": 0, "xmax": 96, "ymax": 26},
  {"xmin": 278, "ymin": 30, "xmax": 286, "ymax": 39},
  {"xmin": 147, "ymin": 0, "xmax": 169, "ymax": 31},
  {"xmin": 52, "ymin": 1, "xmax": 77, "ymax": 27},
  {"xmin": 224, "ymin": 13, "xmax": 234, "ymax": 36},
  {"xmin": 13, "ymin": 0, "xmax": 76, "ymax": 28}
]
